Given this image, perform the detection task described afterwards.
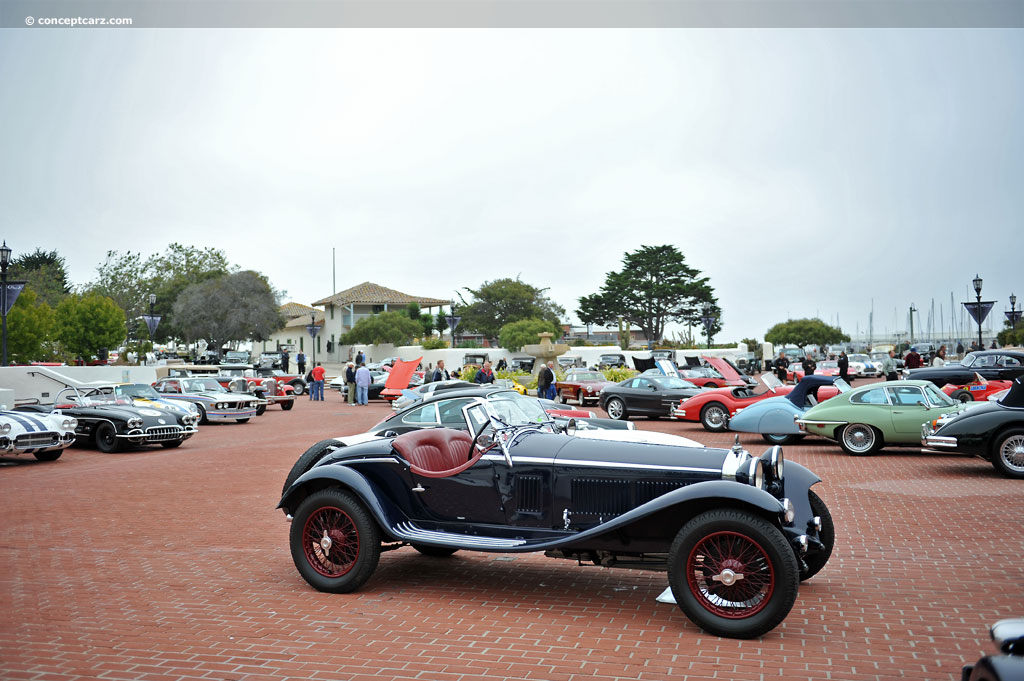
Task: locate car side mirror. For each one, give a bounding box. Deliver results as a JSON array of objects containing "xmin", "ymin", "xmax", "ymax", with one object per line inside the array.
[{"xmin": 383, "ymin": 430, "xmax": 399, "ymax": 438}]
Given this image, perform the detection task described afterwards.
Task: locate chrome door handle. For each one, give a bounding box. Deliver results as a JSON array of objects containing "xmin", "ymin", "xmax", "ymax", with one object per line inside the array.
[{"xmin": 412, "ymin": 484, "xmax": 426, "ymax": 493}]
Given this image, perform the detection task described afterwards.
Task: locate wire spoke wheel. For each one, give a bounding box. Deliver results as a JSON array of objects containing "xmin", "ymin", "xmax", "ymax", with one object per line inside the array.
[
  {"xmin": 840, "ymin": 423, "xmax": 877, "ymax": 455},
  {"xmin": 701, "ymin": 403, "xmax": 729, "ymax": 431},
  {"xmin": 996, "ymin": 433, "xmax": 1024, "ymax": 477},
  {"xmin": 303, "ymin": 506, "xmax": 360, "ymax": 578},
  {"xmin": 687, "ymin": 531, "xmax": 774, "ymax": 618}
]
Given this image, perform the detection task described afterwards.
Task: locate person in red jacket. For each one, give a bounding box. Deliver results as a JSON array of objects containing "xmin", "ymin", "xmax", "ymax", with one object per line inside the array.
[{"xmin": 310, "ymin": 362, "xmax": 326, "ymax": 401}]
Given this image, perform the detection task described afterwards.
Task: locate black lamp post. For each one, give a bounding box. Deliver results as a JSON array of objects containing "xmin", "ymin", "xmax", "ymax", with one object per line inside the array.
[
  {"xmin": 1009, "ymin": 293, "xmax": 1019, "ymax": 332},
  {"xmin": 973, "ymin": 274, "xmax": 984, "ymax": 349},
  {"xmin": 0, "ymin": 241, "xmax": 10, "ymax": 367}
]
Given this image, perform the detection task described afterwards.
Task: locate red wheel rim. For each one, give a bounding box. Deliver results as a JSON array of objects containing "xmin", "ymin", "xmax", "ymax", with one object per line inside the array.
[
  {"xmin": 302, "ymin": 506, "xmax": 360, "ymax": 577},
  {"xmin": 686, "ymin": 530, "xmax": 775, "ymax": 618}
]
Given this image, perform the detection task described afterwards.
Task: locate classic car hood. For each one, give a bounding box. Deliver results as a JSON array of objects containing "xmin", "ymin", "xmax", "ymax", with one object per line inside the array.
[
  {"xmin": 384, "ymin": 358, "xmax": 421, "ymax": 391},
  {"xmin": 572, "ymin": 429, "xmax": 703, "ymax": 448},
  {"xmin": 703, "ymin": 356, "xmax": 742, "ymax": 382},
  {"xmin": 552, "ymin": 433, "xmax": 726, "ymax": 470}
]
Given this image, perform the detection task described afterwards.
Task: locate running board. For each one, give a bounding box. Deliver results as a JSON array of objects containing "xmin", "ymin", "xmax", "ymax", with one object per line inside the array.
[{"xmin": 391, "ymin": 521, "xmax": 528, "ymax": 549}]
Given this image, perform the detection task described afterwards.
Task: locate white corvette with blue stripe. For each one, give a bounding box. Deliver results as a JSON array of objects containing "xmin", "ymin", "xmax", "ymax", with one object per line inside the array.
[{"xmin": 0, "ymin": 409, "xmax": 78, "ymax": 461}]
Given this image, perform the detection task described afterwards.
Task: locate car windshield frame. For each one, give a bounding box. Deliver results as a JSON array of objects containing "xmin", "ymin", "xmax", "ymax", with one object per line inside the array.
[
  {"xmin": 568, "ymin": 371, "xmax": 606, "ymax": 382},
  {"xmin": 924, "ymin": 383, "xmax": 957, "ymax": 407},
  {"xmin": 113, "ymin": 384, "xmax": 162, "ymax": 400},
  {"xmin": 182, "ymin": 378, "xmax": 228, "ymax": 393},
  {"xmin": 650, "ymin": 376, "xmax": 698, "ymax": 390}
]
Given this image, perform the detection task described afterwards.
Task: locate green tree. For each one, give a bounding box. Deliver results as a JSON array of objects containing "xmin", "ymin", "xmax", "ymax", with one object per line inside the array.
[
  {"xmin": 6, "ymin": 288, "xmax": 56, "ymax": 363},
  {"xmin": 459, "ymin": 277, "xmax": 565, "ymax": 339},
  {"xmin": 88, "ymin": 250, "xmax": 150, "ymax": 327},
  {"xmin": 498, "ymin": 318, "xmax": 562, "ymax": 352},
  {"xmin": 342, "ymin": 311, "xmax": 422, "ymax": 346},
  {"xmin": 764, "ymin": 318, "xmax": 850, "ymax": 351},
  {"xmin": 8, "ymin": 248, "xmax": 72, "ymax": 308},
  {"xmin": 576, "ymin": 245, "xmax": 717, "ymax": 344},
  {"xmin": 55, "ymin": 293, "xmax": 126, "ymax": 360},
  {"xmin": 172, "ymin": 271, "xmax": 283, "ymax": 353}
]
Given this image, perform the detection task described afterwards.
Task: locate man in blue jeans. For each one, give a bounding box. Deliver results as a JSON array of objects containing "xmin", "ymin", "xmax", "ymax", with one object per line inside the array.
[{"xmin": 354, "ymin": 362, "xmax": 371, "ymax": 405}]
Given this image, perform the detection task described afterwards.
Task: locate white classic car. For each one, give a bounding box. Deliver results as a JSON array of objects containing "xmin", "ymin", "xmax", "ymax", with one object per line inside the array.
[{"xmin": 0, "ymin": 408, "xmax": 78, "ymax": 461}]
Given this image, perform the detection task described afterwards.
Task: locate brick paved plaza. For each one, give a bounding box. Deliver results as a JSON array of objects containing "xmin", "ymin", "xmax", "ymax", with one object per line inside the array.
[{"xmin": 2, "ymin": 386, "xmax": 1021, "ymax": 681}]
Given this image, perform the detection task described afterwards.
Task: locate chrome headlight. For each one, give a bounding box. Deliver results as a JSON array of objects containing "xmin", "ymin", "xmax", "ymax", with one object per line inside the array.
[
  {"xmin": 761, "ymin": 445, "xmax": 784, "ymax": 482},
  {"xmin": 747, "ymin": 457, "xmax": 765, "ymax": 489},
  {"xmin": 0, "ymin": 423, "xmax": 10, "ymax": 434},
  {"xmin": 62, "ymin": 418, "xmax": 78, "ymax": 430},
  {"xmin": 128, "ymin": 417, "xmax": 143, "ymax": 428}
]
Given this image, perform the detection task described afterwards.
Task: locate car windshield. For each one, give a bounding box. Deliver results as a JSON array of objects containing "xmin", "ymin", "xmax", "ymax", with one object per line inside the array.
[
  {"xmin": 651, "ymin": 376, "xmax": 697, "ymax": 390},
  {"xmin": 486, "ymin": 391, "xmax": 549, "ymax": 425},
  {"xmin": 570, "ymin": 372, "xmax": 605, "ymax": 381},
  {"xmin": 924, "ymin": 384, "xmax": 956, "ymax": 407},
  {"xmin": 834, "ymin": 378, "xmax": 852, "ymax": 393},
  {"xmin": 600, "ymin": 355, "xmax": 620, "ymax": 361},
  {"xmin": 114, "ymin": 384, "xmax": 161, "ymax": 400},
  {"xmin": 819, "ymin": 361, "xmax": 838, "ymax": 369},
  {"xmin": 849, "ymin": 354, "xmax": 869, "ymax": 362},
  {"xmin": 182, "ymin": 378, "xmax": 227, "ymax": 393}
]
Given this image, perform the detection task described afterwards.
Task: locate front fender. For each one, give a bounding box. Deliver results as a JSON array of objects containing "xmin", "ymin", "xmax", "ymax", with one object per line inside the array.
[
  {"xmin": 779, "ymin": 460, "xmax": 821, "ymax": 522},
  {"xmin": 277, "ymin": 465, "xmax": 408, "ymax": 536}
]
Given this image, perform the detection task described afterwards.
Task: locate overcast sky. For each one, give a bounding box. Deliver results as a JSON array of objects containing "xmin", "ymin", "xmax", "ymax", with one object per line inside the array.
[{"xmin": 1, "ymin": 29, "xmax": 1021, "ymax": 343}]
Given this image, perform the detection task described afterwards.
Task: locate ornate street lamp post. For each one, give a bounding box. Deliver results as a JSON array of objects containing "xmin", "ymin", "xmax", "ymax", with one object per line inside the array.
[
  {"xmin": 973, "ymin": 274, "xmax": 984, "ymax": 349},
  {"xmin": 0, "ymin": 241, "xmax": 10, "ymax": 367},
  {"xmin": 1007, "ymin": 293, "xmax": 1020, "ymax": 332}
]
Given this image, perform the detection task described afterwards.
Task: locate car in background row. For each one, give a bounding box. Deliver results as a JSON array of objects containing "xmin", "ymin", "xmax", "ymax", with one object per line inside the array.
[
  {"xmin": 0, "ymin": 408, "xmax": 78, "ymax": 461},
  {"xmin": 941, "ymin": 374, "xmax": 1014, "ymax": 403},
  {"xmin": 596, "ymin": 353, "xmax": 626, "ymax": 369},
  {"xmin": 729, "ymin": 376, "xmax": 849, "ymax": 445},
  {"xmin": 909, "ymin": 350, "xmax": 1024, "ymax": 387},
  {"xmin": 674, "ymin": 374, "xmax": 795, "ymax": 432},
  {"xmin": 17, "ymin": 387, "xmax": 198, "ymax": 452},
  {"xmin": 599, "ymin": 375, "xmax": 705, "ymax": 421},
  {"xmin": 152, "ymin": 377, "xmax": 261, "ymax": 423},
  {"xmin": 555, "ymin": 369, "xmax": 615, "ymax": 406}
]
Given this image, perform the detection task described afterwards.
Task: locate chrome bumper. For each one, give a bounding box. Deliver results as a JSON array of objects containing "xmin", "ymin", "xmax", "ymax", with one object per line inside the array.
[{"xmin": 206, "ymin": 409, "xmax": 258, "ymax": 422}]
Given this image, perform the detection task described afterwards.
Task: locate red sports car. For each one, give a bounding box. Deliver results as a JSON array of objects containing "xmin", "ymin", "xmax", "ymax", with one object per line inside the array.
[
  {"xmin": 814, "ymin": 360, "xmax": 841, "ymax": 377},
  {"xmin": 672, "ymin": 374, "xmax": 796, "ymax": 432},
  {"xmin": 940, "ymin": 374, "xmax": 1013, "ymax": 403},
  {"xmin": 555, "ymin": 369, "xmax": 615, "ymax": 406}
]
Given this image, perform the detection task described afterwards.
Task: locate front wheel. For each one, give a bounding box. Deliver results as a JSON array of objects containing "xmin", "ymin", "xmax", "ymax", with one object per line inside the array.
[
  {"xmin": 605, "ymin": 397, "xmax": 628, "ymax": 420},
  {"xmin": 668, "ymin": 509, "xmax": 799, "ymax": 639},
  {"xmin": 838, "ymin": 423, "xmax": 880, "ymax": 455},
  {"xmin": 281, "ymin": 400, "xmax": 295, "ymax": 411},
  {"xmin": 700, "ymin": 402, "xmax": 730, "ymax": 432},
  {"xmin": 33, "ymin": 450, "xmax": 62, "ymax": 461},
  {"xmin": 255, "ymin": 393, "xmax": 267, "ymax": 416},
  {"xmin": 237, "ymin": 418, "xmax": 250, "ymax": 424},
  {"xmin": 992, "ymin": 428, "xmax": 1024, "ymax": 479},
  {"xmin": 289, "ymin": 489, "xmax": 380, "ymax": 593},
  {"xmin": 160, "ymin": 440, "xmax": 184, "ymax": 449},
  {"xmin": 800, "ymin": 490, "xmax": 835, "ymax": 581},
  {"xmin": 94, "ymin": 422, "xmax": 121, "ymax": 453}
]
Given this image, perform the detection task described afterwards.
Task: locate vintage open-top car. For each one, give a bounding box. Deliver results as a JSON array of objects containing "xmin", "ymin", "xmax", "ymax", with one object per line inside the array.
[
  {"xmin": 728, "ymin": 376, "xmax": 848, "ymax": 445},
  {"xmin": 924, "ymin": 376, "xmax": 1024, "ymax": 478},
  {"xmin": 16, "ymin": 387, "xmax": 198, "ymax": 452},
  {"xmin": 278, "ymin": 389, "xmax": 834, "ymax": 639},
  {"xmin": 940, "ymin": 373, "xmax": 1014, "ymax": 403},
  {"xmin": 0, "ymin": 408, "xmax": 78, "ymax": 460}
]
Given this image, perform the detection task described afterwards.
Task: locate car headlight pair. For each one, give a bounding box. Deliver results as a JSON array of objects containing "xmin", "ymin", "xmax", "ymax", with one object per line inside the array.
[
  {"xmin": 127, "ymin": 417, "xmax": 143, "ymax": 428},
  {"xmin": 62, "ymin": 418, "xmax": 78, "ymax": 430},
  {"xmin": 0, "ymin": 423, "xmax": 10, "ymax": 434}
]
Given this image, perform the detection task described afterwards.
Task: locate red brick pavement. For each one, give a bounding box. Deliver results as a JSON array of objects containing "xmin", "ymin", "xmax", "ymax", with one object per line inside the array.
[{"xmin": 1, "ymin": 388, "xmax": 1021, "ymax": 681}]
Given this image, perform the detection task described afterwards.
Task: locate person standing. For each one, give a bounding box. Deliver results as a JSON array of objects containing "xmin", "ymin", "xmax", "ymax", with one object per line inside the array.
[
  {"xmin": 311, "ymin": 362, "xmax": 326, "ymax": 401},
  {"xmin": 474, "ymin": 361, "xmax": 495, "ymax": 384},
  {"xmin": 882, "ymin": 350, "xmax": 898, "ymax": 381},
  {"xmin": 345, "ymin": 362, "xmax": 357, "ymax": 405},
  {"xmin": 296, "ymin": 351, "xmax": 306, "ymax": 376},
  {"xmin": 956, "ymin": 341, "xmax": 965, "ymax": 357},
  {"xmin": 355, "ymin": 350, "xmax": 364, "ymax": 366},
  {"xmin": 773, "ymin": 352, "xmax": 789, "ymax": 383},
  {"xmin": 537, "ymin": 362, "xmax": 554, "ymax": 399},
  {"xmin": 904, "ymin": 347, "xmax": 922, "ymax": 370},
  {"xmin": 281, "ymin": 349, "xmax": 290, "ymax": 373},
  {"xmin": 801, "ymin": 355, "xmax": 816, "ymax": 380},
  {"xmin": 495, "ymin": 357, "xmax": 507, "ymax": 371},
  {"xmin": 932, "ymin": 345, "xmax": 947, "ymax": 367},
  {"xmin": 431, "ymin": 360, "xmax": 450, "ymax": 383},
  {"xmin": 355, "ymin": 363, "xmax": 371, "ymax": 405},
  {"xmin": 837, "ymin": 351, "xmax": 852, "ymax": 385}
]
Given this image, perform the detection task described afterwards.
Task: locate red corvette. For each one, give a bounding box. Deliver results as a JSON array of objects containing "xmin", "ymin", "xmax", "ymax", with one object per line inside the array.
[
  {"xmin": 814, "ymin": 360, "xmax": 841, "ymax": 377},
  {"xmin": 672, "ymin": 374, "xmax": 797, "ymax": 432},
  {"xmin": 941, "ymin": 373, "xmax": 1013, "ymax": 403}
]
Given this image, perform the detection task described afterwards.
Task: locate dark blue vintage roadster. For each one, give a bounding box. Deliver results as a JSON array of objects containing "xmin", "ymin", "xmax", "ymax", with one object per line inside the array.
[{"xmin": 278, "ymin": 389, "xmax": 834, "ymax": 639}]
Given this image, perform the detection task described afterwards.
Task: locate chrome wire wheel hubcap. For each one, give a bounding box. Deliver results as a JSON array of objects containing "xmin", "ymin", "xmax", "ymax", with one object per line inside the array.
[
  {"xmin": 705, "ymin": 407, "xmax": 727, "ymax": 428},
  {"xmin": 1001, "ymin": 436, "xmax": 1024, "ymax": 472},
  {"xmin": 844, "ymin": 425, "xmax": 873, "ymax": 451}
]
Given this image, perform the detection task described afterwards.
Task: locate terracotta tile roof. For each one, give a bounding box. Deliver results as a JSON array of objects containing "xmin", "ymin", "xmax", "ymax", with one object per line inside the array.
[
  {"xmin": 312, "ymin": 282, "xmax": 449, "ymax": 308},
  {"xmin": 284, "ymin": 310, "xmax": 325, "ymax": 328},
  {"xmin": 280, "ymin": 302, "xmax": 317, "ymax": 319}
]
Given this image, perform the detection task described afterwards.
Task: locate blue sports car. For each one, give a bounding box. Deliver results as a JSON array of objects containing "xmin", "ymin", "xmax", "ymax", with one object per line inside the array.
[{"xmin": 729, "ymin": 376, "xmax": 850, "ymax": 445}]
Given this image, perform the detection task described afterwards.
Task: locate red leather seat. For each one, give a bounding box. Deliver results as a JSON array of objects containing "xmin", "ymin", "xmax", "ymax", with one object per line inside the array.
[{"xmin": 392, "ymin": 428, "xmax": 474, "ymax": 477}]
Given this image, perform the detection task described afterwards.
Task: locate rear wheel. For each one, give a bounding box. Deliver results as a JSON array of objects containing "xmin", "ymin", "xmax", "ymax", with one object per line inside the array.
[
  {"xmin": 838, "ymin": 423, "xmax": 880, "ymax": 455},
  {"xmin": 992, "ymin": 428, "xmax": 1024, "ymax": 479},
  {"xmin": 94, "ymin": 423, "xmax": 121, "ymax": 453},
  {"xmin": 605, "ymin": 397, "xmax": 628, "ymax": 420},
  {"xmin": 800, "ymin": 490, "xmax": 835, "ymax": 581},
  {"xmin": 668, "ymin": 509, "xmax": 798, "ymax": 639},
  {"xmin": 282, "ymin": 439, "xmax": 343, "ymax": 495},
  {"xmin": 762, "ymin": 433, "xmax": 796, "ymax": 445},
  {"xmin": 949, "ymin": 389, "xmax": 972, "ymax": 403},
  {"xmin": 412, "ymin": 544, "xmax": 458, "ymax": 557},
  {"xmin": 289, "ymin": 489, "xmax": 380, "ymax": 593},
  {"xmin": 291, "ymin": 381, "xmax": 305, "ymax": 396},
  {"xmin": 700, "ymin": 402, "xmax": 730, "ymax": 432}
]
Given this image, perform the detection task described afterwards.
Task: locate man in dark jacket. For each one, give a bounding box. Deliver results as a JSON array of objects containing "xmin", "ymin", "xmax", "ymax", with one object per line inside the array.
[
  {"xmin": 431, "ymin": 360, "xmax": 450, "ymax": 383},
  {"xmin": 296, "ymin": 351, "xmax": 306, "ymax": 376},
  {"xmin": 838, "ymin": 351, "xmax": 851, "ymax": 384},
  {"xmin": 281, "ymin": 349, "xmax": 290, "ymax": 373},
  {"xmin": 537, "ymin": 362, "xmax": 554, "ymax": 398},
  {"xmin": 801, "ymin": 355, "xmax": 816, "ymax": 378},
  {"xmin": 773, "ymin": 352, "xmax": 789, "ymax": 383},
  {"xmin": 904, "ymin": 348, "xmax": 922, "ymax": 370},
  {"xmin": 474, "ymin": 361, "xmax": 495, "ymax": 384}
]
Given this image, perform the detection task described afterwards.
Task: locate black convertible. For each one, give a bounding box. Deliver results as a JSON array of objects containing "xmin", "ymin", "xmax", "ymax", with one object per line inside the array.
[
  {"xmin": 278, "ymin": 389, "xmax": 834, "ymax": 639},
  {"xmin": 924, "ymin": 376, "xmax": 1024, "ymax": 478},
  {"xmin": 598, "ymin": 374, "xmax": 705, "ymax": 420},
  {"xmin": 909, "ymin": 350, "xmax": 1024, "ymax": 387}
]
